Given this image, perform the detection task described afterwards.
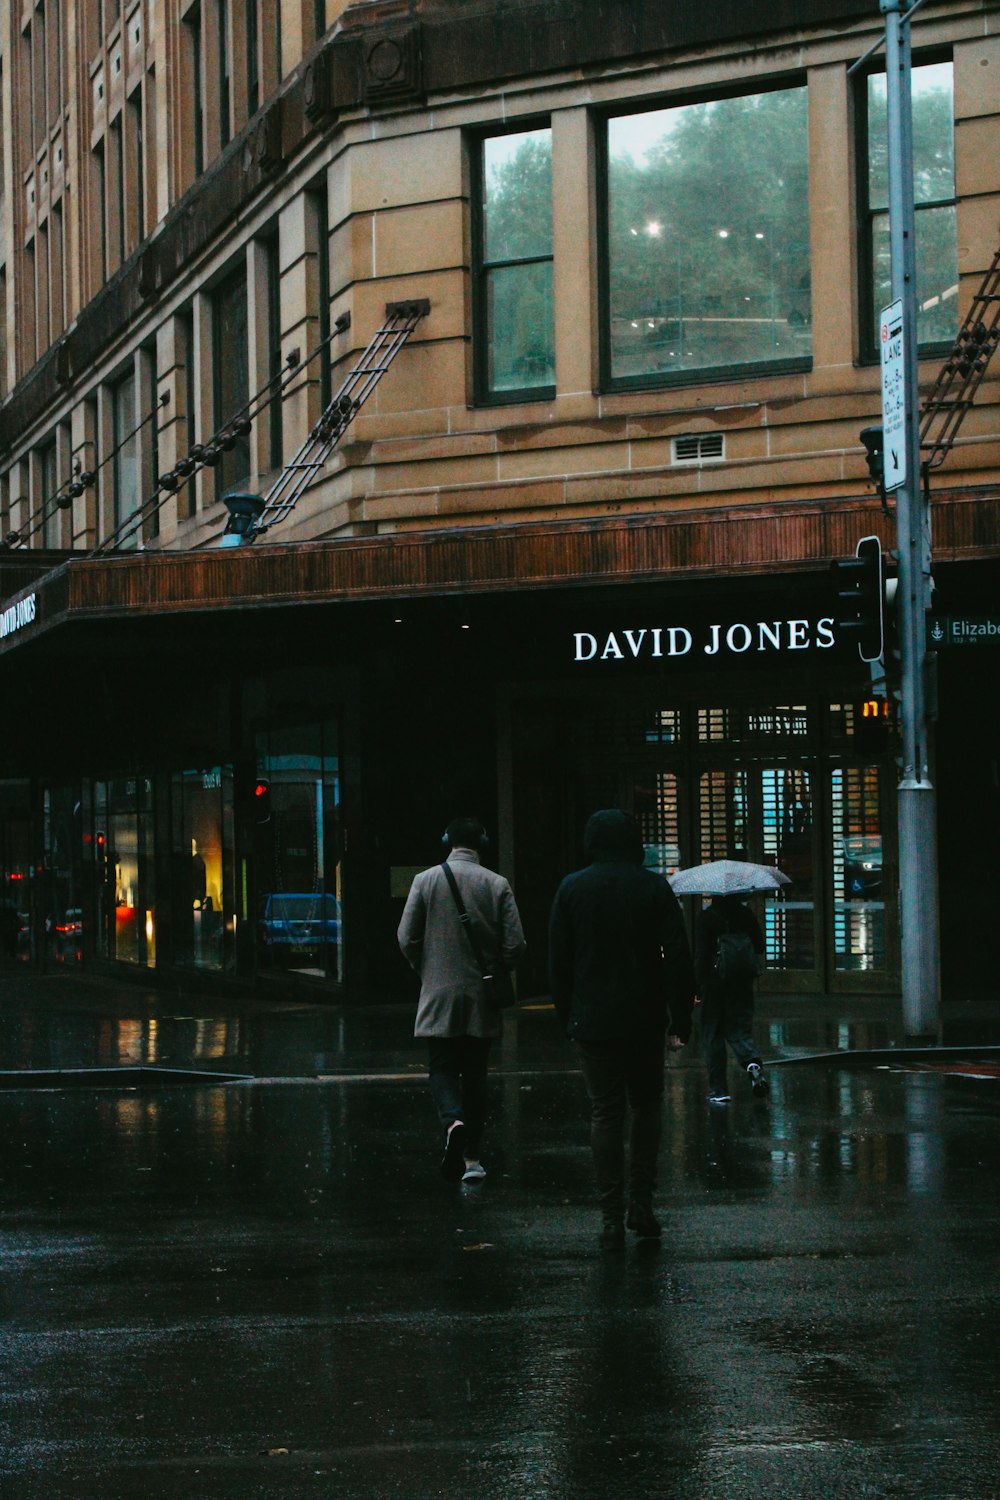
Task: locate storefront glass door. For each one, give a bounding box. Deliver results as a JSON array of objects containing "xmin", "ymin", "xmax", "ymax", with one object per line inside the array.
[
  {"xmin": 93, "ymin": 776, "xmax": 156, "ymax": 967},
  {"xmin": 254, "ymin": 719, "xmax": 342, "ymax": 982},
  {"xmin": 170, "ymin": 766, "xmax": 236, "ymax": 972},
  {"xmin": 515, "ymin": 686, "xmax": 894, "ymax": 996}
]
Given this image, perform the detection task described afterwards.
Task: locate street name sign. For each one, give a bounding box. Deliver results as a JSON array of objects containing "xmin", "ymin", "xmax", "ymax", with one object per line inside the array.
[
  {"xmin": 927, "ymin": 615, "xmax": 1000, "ymax": 647},
  {"xmin": 879, "ymin": 299, "xmax": 906, "ymax": 491}
]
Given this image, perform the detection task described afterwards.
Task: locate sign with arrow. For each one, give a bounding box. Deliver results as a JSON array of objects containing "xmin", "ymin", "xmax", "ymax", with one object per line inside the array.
[{"xmin": 879, "ymin": 299, "xmax": 906, "ymax": 491}]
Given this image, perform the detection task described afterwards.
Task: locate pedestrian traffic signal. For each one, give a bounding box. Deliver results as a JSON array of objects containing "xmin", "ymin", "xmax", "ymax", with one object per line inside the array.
[
  {"xmin": 854, "ymin": 695, "xmax": 890, "ymax": 757},
  {"xmin": 832, "ymin": 535, "xmax": 884, "ymax": 663},
  {"xmin": 859, "ymin": 427, "xmax": 885, "ymax": 492},
  {"xmin": 252, "ymin": 778, "xmax": 271, "ymax": 824}
]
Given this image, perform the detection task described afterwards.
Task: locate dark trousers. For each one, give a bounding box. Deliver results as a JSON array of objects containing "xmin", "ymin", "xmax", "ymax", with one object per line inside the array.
[
  {"xmin": 427, "ymin": 1036, "xmax": 492, "ymax": 1156},
  {"xmin": 575, "ymin": 1039, "xmax": 665, "ymax": 1223},
  {"xmin": 701, "ymin": 986, "xmax": 761, "ymax": 1094}
]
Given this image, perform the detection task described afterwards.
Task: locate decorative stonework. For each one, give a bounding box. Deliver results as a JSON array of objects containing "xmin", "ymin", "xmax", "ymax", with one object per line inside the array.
[
  {"xmin": 304, "ymin": 46, "xmax": 338, "ymax": 126},
  {"xmin": 362, "ymin": 25, "xmax": 423, "ymax": 109}
]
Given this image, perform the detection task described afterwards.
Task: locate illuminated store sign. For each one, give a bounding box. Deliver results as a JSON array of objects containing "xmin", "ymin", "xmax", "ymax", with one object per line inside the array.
[
  {"xmin": 573, "ymin": 616, "xmax": 835, "ymax": 662},
  {"xmin": 0, "ymin": 593, "xmax": 37, "ymax": 640}
]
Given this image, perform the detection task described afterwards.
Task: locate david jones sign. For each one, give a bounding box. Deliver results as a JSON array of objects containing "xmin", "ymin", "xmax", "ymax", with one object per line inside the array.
[
  {"xmin": 0, "ymin": 593, "xmax": 37, "ymax": 640},
  {"xmin": 573, "ymin": 615, "xmax": 835, "ymax": 662}
]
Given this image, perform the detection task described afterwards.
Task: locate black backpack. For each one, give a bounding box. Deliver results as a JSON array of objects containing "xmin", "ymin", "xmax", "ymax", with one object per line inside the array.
[{"xmin": 713, "ymin": 928, "xmax": 761, "ymax": 982}]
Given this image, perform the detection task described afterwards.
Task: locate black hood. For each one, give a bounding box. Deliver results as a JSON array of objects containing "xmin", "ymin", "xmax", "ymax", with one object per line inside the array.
[{"xmin": 583, "ymin": 809, "xmax": 644, "ymax": 864}]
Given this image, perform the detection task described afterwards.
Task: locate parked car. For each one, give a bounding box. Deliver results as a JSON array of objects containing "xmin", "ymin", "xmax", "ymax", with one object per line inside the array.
[
  {"xmin": 259, "ymin": 892, "xmax": 340, "ymax": 959},
  {"xmin": 53, "ymin": 908, "xmax": 84, "ymax": 964},
  {"xmin": 843, "ymin": 837, "xmax": 882, "ymax": 899}
]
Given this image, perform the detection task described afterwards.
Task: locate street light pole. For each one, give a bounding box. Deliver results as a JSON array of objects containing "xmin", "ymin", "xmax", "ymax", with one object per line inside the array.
[{"xmin": 881, "ymin": 0, "xmax": 940, "ymax": 1037}]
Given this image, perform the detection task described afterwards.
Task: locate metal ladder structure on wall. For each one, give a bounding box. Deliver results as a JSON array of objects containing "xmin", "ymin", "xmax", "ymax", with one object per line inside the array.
[
  {"xmin": 919, "ymin": 242, "xmax": 1000, "ymax": 471},
  {"xmin": 221, "ymin": 298, "xmax": 430, "ymax": 545}
]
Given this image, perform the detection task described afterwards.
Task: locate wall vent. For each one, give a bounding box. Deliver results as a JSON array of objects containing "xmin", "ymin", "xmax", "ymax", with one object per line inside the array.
[{"xmin": 671, "ymin": 432, "xmax": 725, "ymax": 464}]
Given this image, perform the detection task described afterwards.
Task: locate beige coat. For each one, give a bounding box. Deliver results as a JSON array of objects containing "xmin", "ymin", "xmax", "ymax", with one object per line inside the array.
[{"xmin": 397, "ymin": 850, "xmax": 526, "ymax": 1038}]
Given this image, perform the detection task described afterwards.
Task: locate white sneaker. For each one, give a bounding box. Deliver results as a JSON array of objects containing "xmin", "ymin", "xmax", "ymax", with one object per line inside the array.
[
  {"xmin": 747, "ymin": 1062, "xmax": 770, "ymax": 1094},
  {"xmin": 462, "ymin": 1161, "xmax": 487, "ymax": 1182}
]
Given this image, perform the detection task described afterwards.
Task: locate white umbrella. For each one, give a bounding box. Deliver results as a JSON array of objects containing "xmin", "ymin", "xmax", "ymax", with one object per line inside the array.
[{"xmin": 668, "ymin": 859, "xmax": 792, "ymax": 897}]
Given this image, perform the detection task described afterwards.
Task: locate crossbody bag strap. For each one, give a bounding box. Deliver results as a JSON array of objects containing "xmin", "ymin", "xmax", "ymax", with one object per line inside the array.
[{"xmin": 441, "ymin": 861, "xmax": 488, "ymax": 973}]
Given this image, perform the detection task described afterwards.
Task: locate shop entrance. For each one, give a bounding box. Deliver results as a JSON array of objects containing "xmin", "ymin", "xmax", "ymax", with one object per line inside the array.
[{"xmin": 509, "ymin": 689, "xmax": 896, "ymax": 997}]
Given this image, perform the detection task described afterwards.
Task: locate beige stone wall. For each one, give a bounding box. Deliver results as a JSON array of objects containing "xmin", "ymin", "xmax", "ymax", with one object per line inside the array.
[{"xmin": 0, "ymin": 2, "xmax": 997, "ymax": 555}]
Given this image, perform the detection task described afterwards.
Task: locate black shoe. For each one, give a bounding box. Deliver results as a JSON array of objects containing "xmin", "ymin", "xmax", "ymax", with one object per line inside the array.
[
  {"xmin": 747, "ymin": 1062, "xmax": 770, "ymax": 1095},
  {"xmin": 440, "ymin": 1120, "xmax": 466, "ymax": 1181},
  {"xmin": 626, "ymin": 1203, "xmax": 662, "ymax": 1239},
  {"xmin": 599, "ymin": 1221, "xmax": 626, "ymax": 1251}
]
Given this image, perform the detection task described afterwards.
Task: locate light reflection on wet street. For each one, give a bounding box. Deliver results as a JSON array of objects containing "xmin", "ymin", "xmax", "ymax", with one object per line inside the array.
[{"xmin": 1, "ymin": 982, "xmax": 999, "ymax": 1498}]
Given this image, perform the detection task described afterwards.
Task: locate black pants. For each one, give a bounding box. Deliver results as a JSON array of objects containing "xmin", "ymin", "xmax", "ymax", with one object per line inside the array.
[
  {"xmin": 575, "ymin": 1039, "xmax": 665, "ymax": 1223},
  {"xmin": 700, "ymin": 985, "xmax": 761, "ymax": 1094},
  {"xmin": 427, "ymin": 1036, "xmax": 492, "ymax": 1156}
]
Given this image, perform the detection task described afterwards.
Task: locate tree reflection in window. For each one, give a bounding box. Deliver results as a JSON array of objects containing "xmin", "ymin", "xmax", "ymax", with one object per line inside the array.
[
  {"xmin": 605, "ymin": 87, "xmax": 811, "ymax": 386},
  {"xmin": 476, "ymin": 128, "xmax": 554, "ymax": 400}
]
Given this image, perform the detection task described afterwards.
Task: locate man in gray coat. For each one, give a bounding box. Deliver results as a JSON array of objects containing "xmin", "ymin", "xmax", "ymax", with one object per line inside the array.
[{"xmin": 398, "ymin": 817, "xmax": 526, "ymax": 1183}]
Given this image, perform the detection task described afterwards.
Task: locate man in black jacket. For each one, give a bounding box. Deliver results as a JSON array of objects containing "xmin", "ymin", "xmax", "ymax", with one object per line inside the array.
[{"xmin": 549, "ymin": 810, "xmax": 698, "ymax": 1249}]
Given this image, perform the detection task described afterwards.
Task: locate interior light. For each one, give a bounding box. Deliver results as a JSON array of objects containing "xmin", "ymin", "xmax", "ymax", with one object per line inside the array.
[
  {"xmin": 718, "ymin": 229, "xmax": 729, "ymax": 238},
  {"xmin": 755, "ymin": 232, "xmax": 765, "ymax": 240},
  {"xmin": 645, "ymin": 221, "xmax": 661, "ymax": 236}
]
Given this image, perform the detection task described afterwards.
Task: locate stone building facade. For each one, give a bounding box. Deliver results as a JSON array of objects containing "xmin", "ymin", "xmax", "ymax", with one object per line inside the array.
[{"xmin": 0, "ymin": 0, "xmax": 997, "ymax": 1004}]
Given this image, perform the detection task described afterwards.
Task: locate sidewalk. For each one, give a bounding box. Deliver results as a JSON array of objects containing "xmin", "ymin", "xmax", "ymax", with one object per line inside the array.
[{"xmin": 2, "ymin": 962, "xmax": 999, "ymax": 1081}]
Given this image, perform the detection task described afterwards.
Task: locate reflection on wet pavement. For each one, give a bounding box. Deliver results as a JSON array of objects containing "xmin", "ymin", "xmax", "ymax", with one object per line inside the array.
[{"xmin": 0, "ymin": 978, "xmax": 998, "ymax": 1497}]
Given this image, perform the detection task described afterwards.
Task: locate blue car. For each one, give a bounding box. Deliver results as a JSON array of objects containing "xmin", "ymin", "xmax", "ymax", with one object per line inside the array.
[{"xmin": 260, "ymin": 892, "xmax": 340, "ymax": 959}]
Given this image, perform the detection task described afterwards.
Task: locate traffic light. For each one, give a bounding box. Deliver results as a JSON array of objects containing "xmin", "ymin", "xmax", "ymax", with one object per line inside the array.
[
  {"xmin": 859, "ymin": 427, "xmax": 885, "ymax": 492},
  {"xmin": 854, "ymin": 694, "xmax": 890, "ymax": 757},
  {"xmin": 832, "ymin": 534, "xmax": 884, "ymax": 663},
  {"xmin": 252, "ymin": 778, "xmax": 272, "ymax": 824}
]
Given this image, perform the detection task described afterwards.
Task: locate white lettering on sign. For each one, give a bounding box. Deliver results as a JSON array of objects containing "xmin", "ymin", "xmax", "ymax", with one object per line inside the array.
[
  {"xmin": 0, "ymin": 592, "xmax": 37, "ymax": 640},
  {"xmin": 879, "ymin": 298, "xmax": 907, "ymax": 491},
  {"xmin": 572, "ymin": 616, "xmax": 836, "ymax": 663}
]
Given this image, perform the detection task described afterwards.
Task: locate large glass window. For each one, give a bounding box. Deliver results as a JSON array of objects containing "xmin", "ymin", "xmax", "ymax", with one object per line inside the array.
[
  {"xmin": 212, "ymin": 264, "xmax": 251, "ymax": 499},
  {"xmin": 603, "ymin": 87, "xmax": 811, "ymax": 387},
  {"xmin": 171, "ymin": 766, "xmax": 235, "ymax": 972},
  {"xmin": 474, "ymin": 126, "xmax": 554, "ymax": 402},
  {"xmin": 93, "ymin": 775, "xmax": 156, "ymax": 967},
  {"xmin": 111, "ymin": 368, "xmax": 139, "ymax": 542},
  {"xmin": 862, "ymin": 60, "xmax": 957, "ymax": 351},
  {"xmin": 255, "ymin": 720, "xmax": 342, "ymax": 983}
]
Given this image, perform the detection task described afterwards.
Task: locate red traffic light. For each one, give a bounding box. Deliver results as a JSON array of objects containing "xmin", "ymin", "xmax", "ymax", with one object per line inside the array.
[{"xmin": 252, "ymin": 778, "xmax": 271, "ymax": 824}]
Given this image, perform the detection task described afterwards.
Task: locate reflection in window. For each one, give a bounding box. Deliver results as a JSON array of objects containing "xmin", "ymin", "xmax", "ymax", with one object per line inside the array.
[
  {"xmin": 605, "ymin": 87, "xmax": 810, "ymax": 386},
  {"xmin": 864, "ymin": 61, "xmax": 957, "ymax": 349},
  {"xmin": 171, "ymin": 766, "xmax": 235, "ymax": 972},
  {"xmin": 634, "ymin": 771, "xmax": 680, "ymax": 879},
  {"xmin": 255, "ymin": 719, "xmax": 342, "ymax": 982},
  {"xmin": 832, "ymin": 765, "xmax": 886, "ymax": 971},
  {"xmin": 475, "ymin": 127, "xmax": 554, "ymax": 401},
  {"xmin": 93, "ymin": 775, "xmax": 155, "ymax": 966}
]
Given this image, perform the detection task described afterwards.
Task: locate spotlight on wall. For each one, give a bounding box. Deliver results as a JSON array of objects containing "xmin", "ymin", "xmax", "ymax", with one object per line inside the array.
[{"xmin": 220, "ymin": 491, "xmax": 265, "ymax": 548}]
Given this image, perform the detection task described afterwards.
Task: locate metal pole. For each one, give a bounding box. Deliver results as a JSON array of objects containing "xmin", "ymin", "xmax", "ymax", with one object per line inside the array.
[{"xmin": 881, "ymin": 0, "xmax": 940, "ymax": 1037}]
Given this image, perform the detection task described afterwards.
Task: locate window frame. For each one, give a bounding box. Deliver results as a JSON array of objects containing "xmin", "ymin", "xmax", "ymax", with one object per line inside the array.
[
  {"xmin": 855, "ymin": 50, "xmax": 957, "ymax": 366},
  {"xmin": 470, "ymin": 118, "xmax": 556, "ymax": 408},
  {"xmin": 597, "ymin": 77, "xmax": 814, "ymax": 395}
]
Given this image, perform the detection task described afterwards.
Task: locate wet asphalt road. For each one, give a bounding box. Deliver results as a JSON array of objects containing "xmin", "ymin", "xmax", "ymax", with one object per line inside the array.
[{"xmin": 1, "ymin": 976, "xmax": 999, "ymax": 1499}]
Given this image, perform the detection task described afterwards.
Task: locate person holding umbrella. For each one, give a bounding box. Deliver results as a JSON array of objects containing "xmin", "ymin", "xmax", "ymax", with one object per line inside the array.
[{"xmin": 670, "ymin": 860, "xmax": 788, "ymax": 1106}]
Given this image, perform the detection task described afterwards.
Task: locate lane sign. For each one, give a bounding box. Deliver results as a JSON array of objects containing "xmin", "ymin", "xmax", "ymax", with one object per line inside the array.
[{"xmin": 879, "ymin": 299, "xmax": 906, "ymax": 491}]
